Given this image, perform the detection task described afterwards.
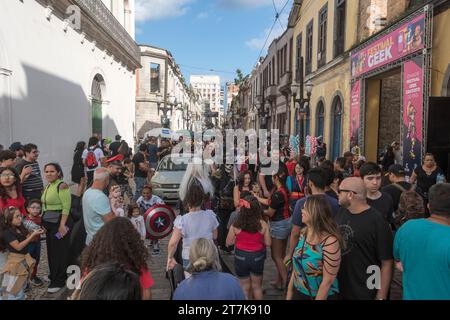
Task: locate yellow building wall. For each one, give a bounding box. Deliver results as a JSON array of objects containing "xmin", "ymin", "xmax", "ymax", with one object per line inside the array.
[
  {"xmin": 365, "ymin": 79, "xmax": 381, "ymax": 162},
  {"xmin": 431, "ymin": 9, "xmax": 450, "ymax": 97},
  {"xmin": 290, "ymin": 0, "xmax": 359, "ymax": 155}
]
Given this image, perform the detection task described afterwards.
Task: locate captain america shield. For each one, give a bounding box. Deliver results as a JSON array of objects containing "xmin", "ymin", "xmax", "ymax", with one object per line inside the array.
[{"xmin": 144, "ymin": 204, "xmax": 176, "ymax": 240}]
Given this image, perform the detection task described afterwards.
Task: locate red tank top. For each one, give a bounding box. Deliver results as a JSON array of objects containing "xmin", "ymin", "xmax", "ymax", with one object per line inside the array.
[{"xmin": 235, "ymin": 230, "xmax": 265, "ymax": 252}]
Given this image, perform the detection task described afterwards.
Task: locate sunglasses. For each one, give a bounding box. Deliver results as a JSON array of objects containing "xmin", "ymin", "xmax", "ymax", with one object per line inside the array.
[{"xmin": 0, "ymin": 174, "xmax": 15, "ymax": 178}]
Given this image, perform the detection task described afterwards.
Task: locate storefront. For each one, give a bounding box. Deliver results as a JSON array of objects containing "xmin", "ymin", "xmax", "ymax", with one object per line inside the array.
[{"xmin": 350, "ymin": 5, "xmax": 433, "ymax": 176}]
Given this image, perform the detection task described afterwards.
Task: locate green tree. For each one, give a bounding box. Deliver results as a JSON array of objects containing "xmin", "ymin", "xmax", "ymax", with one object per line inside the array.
[{"xmin": 234, "ymin": 69, "xmax": 245, "ymax": 85}]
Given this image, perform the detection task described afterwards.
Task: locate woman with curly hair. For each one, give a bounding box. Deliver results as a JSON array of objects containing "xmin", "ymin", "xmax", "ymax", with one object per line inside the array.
[
  {"xmin": 395, "ymin": 190, "xmax": 425, "ymax": 228},
  {"xmin": 226, "ymin": 196, "xmax": 271, "ymax": 300},
  {"xmin": 80, "ymin": 217, "xmax": 154, "ymax": 300}
]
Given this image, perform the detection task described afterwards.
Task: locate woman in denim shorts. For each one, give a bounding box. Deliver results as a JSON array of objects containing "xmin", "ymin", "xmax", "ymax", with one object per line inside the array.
[
  {"xmin": 226, "ymin": 196, "xmax": 271, "ymax": 300},
  {"xmin": 254, "ymin": 168, "xmax": 292, "ymax": 291}
]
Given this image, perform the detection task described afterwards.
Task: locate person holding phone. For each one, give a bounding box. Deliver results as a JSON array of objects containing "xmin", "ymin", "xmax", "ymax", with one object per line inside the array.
[{"xmin": 41, "ymin": 163, "xmax": 72, "ymax": 294}]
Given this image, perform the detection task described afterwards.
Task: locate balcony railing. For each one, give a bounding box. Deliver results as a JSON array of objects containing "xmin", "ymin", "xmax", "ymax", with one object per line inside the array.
[
  {"xmin": 264, "ymin": 85, "xmax": 278, "ymax": 100},
  {"xmin": 73, "ymin": 0, "xmax": 140, "ymax": 65}
]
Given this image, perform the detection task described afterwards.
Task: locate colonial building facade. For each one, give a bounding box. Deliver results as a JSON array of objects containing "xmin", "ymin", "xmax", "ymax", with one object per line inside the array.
[
  {"xmin": 0, "ymin": 0, "xmax": 140, "ymax": 175},
  {"xmin": 136, "ymin": 45, "xmax": 201, "ymax": 138}
]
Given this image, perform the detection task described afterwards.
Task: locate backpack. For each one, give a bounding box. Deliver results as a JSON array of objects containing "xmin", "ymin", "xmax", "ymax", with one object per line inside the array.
[
  {"xmin": 85, "ymin": 147, "xmax": 99, "ymax": 170},
  {"xmin": 391, "ymin": 183, "xmax": 418, "ymax": 227}
]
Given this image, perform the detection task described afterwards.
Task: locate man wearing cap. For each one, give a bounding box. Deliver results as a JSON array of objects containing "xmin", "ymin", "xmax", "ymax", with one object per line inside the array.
[
  {"xmin": 109, "ymin": 135, "xmax": 122, "ymax": 157},
  {"xmin": 9, "ymin": 142, "xmax": 24, "ymax": 163},
  {"xmin": 382, "ymin": 164, "xmax": 413, "ymax": 212}
]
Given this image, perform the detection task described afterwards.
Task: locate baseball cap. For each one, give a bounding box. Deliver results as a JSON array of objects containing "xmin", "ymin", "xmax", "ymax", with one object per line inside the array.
[
  {"xmin": 9, "ymin": 142, "xmax": 23, "ymax": 152},
  {"xmin": 388, "ymin": 164, "xmax": 405, "ymax": 176}
]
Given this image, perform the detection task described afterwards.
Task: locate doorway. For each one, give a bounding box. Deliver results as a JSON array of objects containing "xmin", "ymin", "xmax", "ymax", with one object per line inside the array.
[
  {"xmin": 427, "ymin": 97, "xmax": 450, "ymax": 180},
  {"xmin": 364, "ymin": 68, "xmax": 402, "ymax": 162}
]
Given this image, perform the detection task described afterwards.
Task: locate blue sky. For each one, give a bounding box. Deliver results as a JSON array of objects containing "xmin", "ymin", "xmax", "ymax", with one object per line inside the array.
[{"xmin": 135, "ymin": 0, "xmax": 293, "ymax": 85}]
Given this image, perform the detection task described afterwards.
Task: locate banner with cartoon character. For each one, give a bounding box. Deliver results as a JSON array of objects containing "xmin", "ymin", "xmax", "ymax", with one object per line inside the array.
[
  {"xmin": 351, "ymin": 13, "xmax": 425, "ymax": 78},
  {"xmin": 350, "ymin": 81, "xmax": 361, "ymax": 149},
  {"xmin": 403, "ymin": 56, "xmax": 424, "ymax": 175}
]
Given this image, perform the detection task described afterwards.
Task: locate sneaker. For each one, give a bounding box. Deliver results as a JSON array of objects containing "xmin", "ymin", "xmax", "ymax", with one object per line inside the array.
[
  {"xmin": 151, "ymin": 248, "xmax": 160, "ymax": 256},
  {"xmin": 47, "ymin": 287, "xmax": 62, "ymax": 294},
  {"xmin": 30, "ymin": 277, "xmax": 44, "ymax": 287}
]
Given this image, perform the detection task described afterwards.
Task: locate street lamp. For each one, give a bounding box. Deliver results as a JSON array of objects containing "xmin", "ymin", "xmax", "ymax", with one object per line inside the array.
[
  {"xmin": 291, "ymin": 79, "xmax": 313, "ymax": 151},
  {"xmin": 158, "ymin": 93, "xmax": 176, "ymax": 129}
]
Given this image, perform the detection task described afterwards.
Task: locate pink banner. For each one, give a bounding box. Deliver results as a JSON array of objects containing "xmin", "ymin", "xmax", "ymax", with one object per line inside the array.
[
  {"xmin": 351, "ymin": 14, "xmax": 425, "ymax": 78},
  {"xmin": 350, "ymin": 81, "xmax": 361, "ymax": 148},
  {"xmin": 403, "ymin": 57, "xmax": 424, "ymax": 174}
]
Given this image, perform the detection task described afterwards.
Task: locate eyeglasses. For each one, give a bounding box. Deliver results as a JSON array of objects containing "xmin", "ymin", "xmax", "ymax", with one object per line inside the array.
[
  {"xmin": 338, "ymin": 189, "xmax": 359, "ymax": 195},
  {"xmin": 0, "ymin": 174, "xmax": 15, "ymax": 178}
]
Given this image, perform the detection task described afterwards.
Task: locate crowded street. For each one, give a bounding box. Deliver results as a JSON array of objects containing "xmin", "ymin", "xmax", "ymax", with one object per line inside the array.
[{"xmin": 1, "ymin": 0, "xmax": 450, "ymax": 306}]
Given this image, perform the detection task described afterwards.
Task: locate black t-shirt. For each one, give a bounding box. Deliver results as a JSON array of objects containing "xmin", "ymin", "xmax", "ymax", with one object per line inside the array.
[
  {"xmin": 259, "ymin": 160, "xmax": 288, "ymax": 194},
  {"xmin": 116, "ymin": 167, "xmax": 130, "ymax": 185},
  {"xmin": 157, "ymin": 146, "xmax": 171, "ymax": 161},
  {"xmin": 414, "ymin": 166, "xmax": 444, "ymax": 194},
  {"xmin": 381, "ymin": 182, "xmax": 412, "ymax": 212},
  {"xmin": 335, "ymin": 207, "xmax": 394, "ymax": 300},
  {"xmin": 326, "ymin": 189, "xmax": 338, "ymax": 200},
  {"xmin": 132, "ymin": 152, "xmax": 148, "ymax": 178},
  {"xmin": 269, "ymin": 189, "xmax": 289, "ymax": 221},
  {"xmin": 3, "ymin": 229, "xmax": 28, "ymax": 254},
  {"xmin": 367, "ymin": 192, "xmax": 395, "ymax": 224},
  {"xmin": 109, "ymin": 141, "xmax": 121, "ymax": 156}
]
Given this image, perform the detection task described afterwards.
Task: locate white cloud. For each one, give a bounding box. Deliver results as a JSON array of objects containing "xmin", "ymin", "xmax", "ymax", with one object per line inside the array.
[
  {"xmin": 245, "ymin": 11, "xmax": 290, "ymax": 51},
  {"xmin": 135, "ymin": 0, "xmax": 194, "ymax": 21},
  {"xmin": 197, "ymin": 11, "xmax": 209, "ymax": 19}
]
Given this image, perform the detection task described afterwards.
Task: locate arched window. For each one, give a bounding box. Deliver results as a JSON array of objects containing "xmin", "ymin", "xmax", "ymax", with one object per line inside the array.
[
  {"xmin": 316, "ymin": 101, "xmax": 325, "ymax": 138},
  {"xmin": 331, "ymin": 95, "xmax": 343, "ymax": 160},
  {"xmin": 91, "ymin": 74, "xmax": 105, "ymax": 136}
]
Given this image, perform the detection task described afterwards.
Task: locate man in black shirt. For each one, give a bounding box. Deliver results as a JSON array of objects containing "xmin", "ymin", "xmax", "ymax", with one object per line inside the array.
[
  {"xmin": 381, "ymin": 164, "xmax": 412, "ymax": 212},
  {"xmin": 109, "ymin": 135, "xmax": 122, "ymax": 157},
  {"xmin": 132, "ymin": 144, "xmax": 149, "ymax": 202},
  {"xmin": 336, "ymin": 177, "xmax": 394, "ymax": 300},
  {"xmin": 157, "ymin": 139, "xmax": 172, "ymax": 162},
  {"xmin": 15, "ymin": 143, "xmax": 44, "ymax": 201},
  {"xmin": 360, "ymin": 162, "xmax": 395, "ymax": 226}
]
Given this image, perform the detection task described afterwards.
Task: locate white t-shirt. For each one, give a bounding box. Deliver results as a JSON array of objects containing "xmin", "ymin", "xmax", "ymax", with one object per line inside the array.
[
  {"xmin": 82, "ymin": 147, "xmax": 105, "ymax": 172},
  {"xmin": 130, "ymin": 215, "xmax": 146, "ymax": 240},
  {"xmin": 174, "ymin": 210, "xmax": 219, "ymax": 260},
  {"xmin": 136, "ymin": 195, "xmax": 164, "ymax": 213}
]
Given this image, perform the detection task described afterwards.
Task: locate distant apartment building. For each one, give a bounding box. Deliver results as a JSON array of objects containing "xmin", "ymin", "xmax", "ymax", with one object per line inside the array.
[{"xmin": 190, "ymin": 75, "xmax": 224, "ymax": 124}]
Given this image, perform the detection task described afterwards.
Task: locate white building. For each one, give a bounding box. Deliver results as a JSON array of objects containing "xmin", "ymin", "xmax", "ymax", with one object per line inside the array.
[
  {"xmin": 0, "ymin": 0, "xmax": 140, "ymax": 176},
  {"xmin": 190, "ymin": 75, "xmax": 224, "ymax": 125},
  {"xmin": 136, "ymin": 45, "xmax": 201, "ymax": 137}
]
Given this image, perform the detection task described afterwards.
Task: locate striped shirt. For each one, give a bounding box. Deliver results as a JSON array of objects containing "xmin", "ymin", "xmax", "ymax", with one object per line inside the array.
[{"xmin": 16, "ymin": 159, "xmax": 44, "ymax": 192}]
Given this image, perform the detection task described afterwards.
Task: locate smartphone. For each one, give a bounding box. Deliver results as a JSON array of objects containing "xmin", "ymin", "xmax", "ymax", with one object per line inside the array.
[{"xmin": 55, "ymin": 226, "xmax": 70, "ymax": 239}]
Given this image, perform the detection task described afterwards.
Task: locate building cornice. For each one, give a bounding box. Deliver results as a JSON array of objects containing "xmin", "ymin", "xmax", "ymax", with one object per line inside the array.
[
  {"xmin": 37, "ymin": 0, "xmax": 141, "ymax": 70},
  {"xmin": 0, "ymin": 68, "xmax": 13, "ymax": 76}
]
